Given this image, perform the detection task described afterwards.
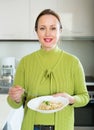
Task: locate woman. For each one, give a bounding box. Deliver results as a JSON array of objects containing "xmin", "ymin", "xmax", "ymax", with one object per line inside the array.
[{"xmin": 7, "ymin": 9, "xmax": 89, "ymax": 130}]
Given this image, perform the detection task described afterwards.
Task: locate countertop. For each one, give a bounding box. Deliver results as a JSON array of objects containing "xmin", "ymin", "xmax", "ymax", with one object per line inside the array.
[
  {"xmin": 86, "ymin": 76, "xmax": 94, "ymax": 86},
  {"xmin": 0, "ymin": 94, "xmax": 12, "ymax": 130}
]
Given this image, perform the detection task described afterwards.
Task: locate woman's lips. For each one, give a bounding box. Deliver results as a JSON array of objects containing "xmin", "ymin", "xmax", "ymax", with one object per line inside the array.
[{"xmin": 44, "ymin": 38, "xmax": 53, "ymax": 42}]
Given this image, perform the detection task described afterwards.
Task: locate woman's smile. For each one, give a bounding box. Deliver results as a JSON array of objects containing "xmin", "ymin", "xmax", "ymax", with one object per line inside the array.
[{"xmin": 44, "ymin": 38, "xmax": 53, "ymax": 43}]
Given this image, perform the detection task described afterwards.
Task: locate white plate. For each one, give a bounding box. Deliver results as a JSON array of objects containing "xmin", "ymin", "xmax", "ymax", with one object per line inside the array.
[{"xmin": 27, "ymin": 96, "xmax": 69, "ymax": 113}]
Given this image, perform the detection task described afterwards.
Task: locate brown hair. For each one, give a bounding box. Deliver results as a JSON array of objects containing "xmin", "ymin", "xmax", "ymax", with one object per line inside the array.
[{"xmin": 35, "ymin": 9, "xmax": 62, "ymax": 32}]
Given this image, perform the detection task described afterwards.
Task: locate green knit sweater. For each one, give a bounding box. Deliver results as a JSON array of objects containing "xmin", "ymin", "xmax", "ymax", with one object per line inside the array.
[{"xmin": 7, "ymin": 46, "xmax": 89, "ymax": 130}]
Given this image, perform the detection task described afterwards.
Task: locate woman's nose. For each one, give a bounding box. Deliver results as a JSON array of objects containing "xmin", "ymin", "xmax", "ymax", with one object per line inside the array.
[{"xmin": 45, "ymin": 29, "xmax": 50, "ymax": 36}]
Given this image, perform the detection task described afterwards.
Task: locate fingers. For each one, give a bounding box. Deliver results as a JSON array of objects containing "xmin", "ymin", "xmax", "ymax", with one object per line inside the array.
[
  {"xmin": 8, "ymin": 86, "xmax": 24, "ymax": 103},
  {"xmin": 52, "ymin": 92, "xmax": 75, "ymax": 104}
]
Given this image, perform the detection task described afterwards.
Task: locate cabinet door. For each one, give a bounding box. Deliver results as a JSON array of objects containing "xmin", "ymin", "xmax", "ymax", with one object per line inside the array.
[
  {"xmin": 0, "ymin": 0, "xmax": 30, "ymax": 39},
  {"xmin": 57, "ymin": 0, "xmax": 94, "ymax": 37},
  {"xmin": 0, "ymin": 0, "xmax": 58, "ymax": 40}
]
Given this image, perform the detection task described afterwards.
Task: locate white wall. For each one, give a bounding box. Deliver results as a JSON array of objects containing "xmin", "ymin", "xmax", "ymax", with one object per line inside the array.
[
  {"xmin": 0, "ymin": 42, "xmax": 40, "ymax": 60},
  {"xmin": 0, "ymin": 41, "xmax": 94, "ymax": 76}
]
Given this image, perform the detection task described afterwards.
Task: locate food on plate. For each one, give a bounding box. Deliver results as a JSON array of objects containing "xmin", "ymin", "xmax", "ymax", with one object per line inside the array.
[{"xmin": 38, "ymin": 100, "xmax": 63, "ymax": 110}]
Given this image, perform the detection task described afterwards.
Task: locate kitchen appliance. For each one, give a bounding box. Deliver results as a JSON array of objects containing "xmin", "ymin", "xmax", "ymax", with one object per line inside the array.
[
  {"xmin": 0, "ymin": 65, "xmax": 14, "ymax": 86},
  {"xmin": 74, "ymin": 76, "xmax": 94, "ymax": 130},
  {"xmin": 0, "ymin": 57, "xmax": 16, "ymax": 93}
]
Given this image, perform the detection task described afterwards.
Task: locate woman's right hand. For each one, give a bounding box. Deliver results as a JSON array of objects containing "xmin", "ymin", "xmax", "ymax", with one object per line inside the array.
[{"xmin": 8, "ymin": 86, "xmax": 25, "ymax": 103}]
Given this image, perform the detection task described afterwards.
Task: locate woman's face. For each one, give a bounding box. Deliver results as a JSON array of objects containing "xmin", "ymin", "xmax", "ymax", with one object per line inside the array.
[{"xmin": 36, "ymin": 14, "xmax": 61, "ymax": 50}]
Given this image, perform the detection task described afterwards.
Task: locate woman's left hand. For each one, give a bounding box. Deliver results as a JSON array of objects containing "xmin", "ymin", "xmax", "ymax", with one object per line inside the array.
[{"xmin": 53, "ymin": 92, "xmax": 75, "ymax": 104}]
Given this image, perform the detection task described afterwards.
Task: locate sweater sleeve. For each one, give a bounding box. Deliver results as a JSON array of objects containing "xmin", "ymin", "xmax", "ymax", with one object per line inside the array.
[
  {"xmin": 7, "ymin": 95, "xmax": 24, "ymax": 109},
  {"xmin": 72, "ymin": 58, "xmax": 89, "ymax": 107},
  {"xmin": 7, "ymin": 58, "xmax": 26, "ymax": 108}
]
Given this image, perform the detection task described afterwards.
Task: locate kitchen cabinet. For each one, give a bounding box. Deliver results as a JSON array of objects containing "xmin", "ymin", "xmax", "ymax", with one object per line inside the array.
[
  {"xmin": 0, "ymin": 0, "xmax": 94, "ymax": 40},
  {"xmin": 0, "ymin": 0, "xmax": 30, "ymax": 40},
  {"xmin": 28, "ymin": 0, "xmax": 94, "ymax": 39},
  {"xmin": 0, "ymin": 0, "xmax": 58, "ymax": 40},
  {"xmin": 57, "ymin": 0, "xmax": 94, "ymax": 37}
]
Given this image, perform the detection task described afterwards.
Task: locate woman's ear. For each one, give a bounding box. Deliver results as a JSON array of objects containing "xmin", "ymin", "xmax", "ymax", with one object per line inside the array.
[{"xmin": 60, "ymin": 28, "xmax": 62, "ymax": 33}]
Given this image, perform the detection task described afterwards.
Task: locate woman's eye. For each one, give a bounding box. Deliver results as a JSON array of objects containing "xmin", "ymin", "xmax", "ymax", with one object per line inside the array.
[
  {"xmin": 40, "ymin": 27, "xmax": 45, "ymax": 30},
  {"xmin": 51, "ymin": 27, "xmax": 56, "ymax": 30}
]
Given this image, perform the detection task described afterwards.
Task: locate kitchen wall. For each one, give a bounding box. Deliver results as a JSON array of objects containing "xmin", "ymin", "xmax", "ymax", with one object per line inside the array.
[{"xmin": 0, "ymin": 40, "xmax": 94, "ymax": 76}]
